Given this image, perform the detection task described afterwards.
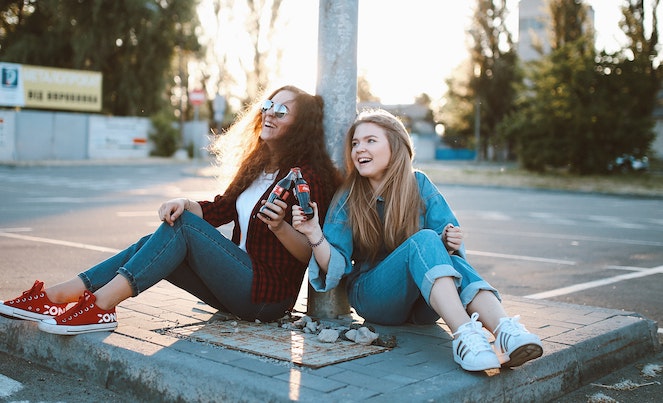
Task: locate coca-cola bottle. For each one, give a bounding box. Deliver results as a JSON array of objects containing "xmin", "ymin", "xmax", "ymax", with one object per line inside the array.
[
  {"xmin": 258, "ymin": 169, "xmax": 295, "ymax": 218},
  {"xmin": 292, "ymin": 167, "xmax": 314, "ymax": 219}
]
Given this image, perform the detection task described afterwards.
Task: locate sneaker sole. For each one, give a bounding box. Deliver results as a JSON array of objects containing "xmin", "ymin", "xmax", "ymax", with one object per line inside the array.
[
  {"xmin": 0, "ymin": 304, "xmax": 53, "ymax": 322},
  {"xmin": 38, "ymin": 321, "xmax": 118, "ymax": 335},
  {"xmin": 502, "ymin": 343, "xmax": 543, "ymax": 368},
  {"xmin": 454, "ymin": 356, "xmax": 501, "ymax": 372}
]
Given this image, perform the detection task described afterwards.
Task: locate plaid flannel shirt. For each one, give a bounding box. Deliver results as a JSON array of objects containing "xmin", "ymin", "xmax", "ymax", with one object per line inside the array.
[{"xmin": 198, "ymin": 163, "xmax": 332, "ymax": 304}]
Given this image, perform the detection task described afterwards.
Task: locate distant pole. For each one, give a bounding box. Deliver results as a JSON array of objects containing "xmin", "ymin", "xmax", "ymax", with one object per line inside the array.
[
  {"xmin": 308, "ymin": 0, "xmax": 358, "ymax": 319},
  {"xmin": 474, "ymin": 98, "xmax": 481, "ymax": 162},
  {"xmin": 473, "ymin": 63, "xmax": 481, "ymax": 162}
]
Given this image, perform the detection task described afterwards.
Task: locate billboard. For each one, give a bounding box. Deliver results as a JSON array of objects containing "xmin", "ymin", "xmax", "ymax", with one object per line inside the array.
[{"xmin": 0, "ymin": 63, "xmax": 102, "ymax": 112}]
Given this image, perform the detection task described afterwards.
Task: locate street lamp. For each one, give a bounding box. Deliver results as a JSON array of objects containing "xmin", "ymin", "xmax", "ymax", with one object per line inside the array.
[{"xmin": 474, "ymin": 63, "xmax": 481, "ymax": 162}]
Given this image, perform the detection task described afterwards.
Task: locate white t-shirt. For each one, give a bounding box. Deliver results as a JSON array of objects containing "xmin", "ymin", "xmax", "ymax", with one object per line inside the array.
[{"xmin": 236, "ymin": 171, "xmax": 278, "ymax": 251}]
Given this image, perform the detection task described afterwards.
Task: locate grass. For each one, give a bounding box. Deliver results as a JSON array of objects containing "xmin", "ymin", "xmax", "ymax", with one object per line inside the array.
[{"xmin": 415, "ymin": 159, "xmax": 663, "ymax": 198}]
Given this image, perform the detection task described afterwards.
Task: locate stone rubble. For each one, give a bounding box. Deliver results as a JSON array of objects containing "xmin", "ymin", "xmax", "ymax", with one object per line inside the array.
[{"xmin": 278, "ymin": 314, "xmax": 396, "ymax": 348}]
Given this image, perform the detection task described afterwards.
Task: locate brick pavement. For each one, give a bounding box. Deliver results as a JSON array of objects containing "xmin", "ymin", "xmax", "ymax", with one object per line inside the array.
[{"xmin": 0, "ymin": 280, "xmax": 659, "ymax": 402}]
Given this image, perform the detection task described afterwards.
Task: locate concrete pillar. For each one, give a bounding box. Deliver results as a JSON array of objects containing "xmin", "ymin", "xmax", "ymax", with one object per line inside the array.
[{"xmin": 308, "ymin": 0, "xmax": 358, "ymax": 319}]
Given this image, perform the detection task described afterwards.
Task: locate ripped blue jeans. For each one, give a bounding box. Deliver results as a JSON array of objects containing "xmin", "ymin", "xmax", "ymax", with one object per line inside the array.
[
  {"xmin": 78, "ymin": 212, "xmax": 294, "ymax": 321},
  {"xmin": 347, "ymin": 229, "xmax": 499, "ymax": 325}
]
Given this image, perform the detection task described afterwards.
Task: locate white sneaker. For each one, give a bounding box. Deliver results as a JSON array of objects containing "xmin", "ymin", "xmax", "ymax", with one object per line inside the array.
[
  {"xmin": 452, "ymin": 312, "xmax": 501, "ymax": 371},
  {"xmin": 494, "ymin": 315, "xmax": 543, "ymax": 368}
]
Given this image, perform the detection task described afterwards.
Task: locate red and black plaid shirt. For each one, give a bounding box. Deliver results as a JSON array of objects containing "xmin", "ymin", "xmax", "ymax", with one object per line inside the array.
[{"xmin": 198, "ymin": 163, "xmax": 332, "ymax": 304}]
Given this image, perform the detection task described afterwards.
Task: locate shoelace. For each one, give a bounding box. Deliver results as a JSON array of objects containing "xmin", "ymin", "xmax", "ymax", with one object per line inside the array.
[
  {"xmin": 59, "ymin": 291, "xmax": 94, "ymax": 321},
  {"xmin": 13, "ymin": 281, "xmax": 43, "ymax": 302},
  {"xmin": 453, "ymin": 313, "xmax": 492, "ymax": 353},
  {"xmin": 495, "ymin": 315, "xmax": 526, "ymax": 335}
]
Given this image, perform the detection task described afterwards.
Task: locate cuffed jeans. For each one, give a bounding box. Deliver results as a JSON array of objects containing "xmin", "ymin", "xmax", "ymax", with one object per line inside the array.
[
  {"xmin": 78, "ymin": 212, "xmax": 295, "ymax": 322},
  {"xmin": 347, "ymin": 229, "xmax": 499, "ymax": 325}
]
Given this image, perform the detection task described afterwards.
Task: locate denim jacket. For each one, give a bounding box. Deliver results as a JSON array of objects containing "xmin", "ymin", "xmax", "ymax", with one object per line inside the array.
[{"xmin": 309, "ymin": 170, "xmax": 464, "ymax": 292}]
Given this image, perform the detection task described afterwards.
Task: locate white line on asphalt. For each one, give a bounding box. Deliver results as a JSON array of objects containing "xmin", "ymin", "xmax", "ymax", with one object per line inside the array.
[
  {"xmin": 525, "ymin": 265, "xmax": 663, "ymax": 299},
  {"xmin": 0, "ymin": 230, "xmax": 574, "ymax": 266},
  {"xmin": 475, "ymin": 229, "xmax": 663, "ymax": 247},
  {"xmin": 528, "ymin": 212, "xmax": 576, "ymax": 225},
  {"xmin": 116, "ymin": 211, "xmax": 156, "ymax": 217},
  {"xmin": 0, "ymin": 227, "xmax": 32, "ymax": 233},
  {"xmin": 0, "ymin": 374, "xmax": 23, "ymax": 398},
  {"xmin": 466, "ymin": 250, "xmax": 576, "ymax": 265},
  {"xmin": 605, "ymin": 265, "xmax": 650, "ymax": 272},
  {"xmin": 588, "ymin": 215, "xmax": 648, "ymax": 229},
  {"xmin": 20, "ymin": 197, "xmax": 88, "ymax": 203},
  {"xmin": 0, "ymin": 232, "xmax": 121, "ymax": 254}
]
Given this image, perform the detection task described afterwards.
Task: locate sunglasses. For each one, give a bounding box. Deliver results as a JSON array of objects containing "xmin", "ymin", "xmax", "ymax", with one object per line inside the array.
[{"xmin": 261, "ymin": 99, "xmax": 289, "ymax": 119}]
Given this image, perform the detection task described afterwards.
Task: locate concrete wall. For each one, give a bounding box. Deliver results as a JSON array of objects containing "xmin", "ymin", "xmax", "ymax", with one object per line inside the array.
[
  {"xmin": 12, "ymin": 111, "xmax": 89, "ymax": 160},
  {"xmin": 0, "ymin": 110, "xmax": 155, "ymax": 161}
]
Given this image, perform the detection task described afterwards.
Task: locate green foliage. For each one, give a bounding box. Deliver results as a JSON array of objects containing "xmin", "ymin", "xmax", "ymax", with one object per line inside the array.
[
  {"xmin": 501, "ymin": 40, "xmax": 656, "ymax": 174},
  {"xmin": 0, "ymin": 0, "xmax": 201, "ymax": 116},
  {"xmin": 149, "ymin": 109, "xmax": 180, "ymax": 157},
  {"xmin": 440, "ymin": 0, "xmax": 520, "ymax": 158},
  {"xmin": 438, "ymin": 64, "xmax": 474, "ymax": 149},
  {"xmin": 498, "ymin": 0, "xmax": 659, "ymax": 175}
]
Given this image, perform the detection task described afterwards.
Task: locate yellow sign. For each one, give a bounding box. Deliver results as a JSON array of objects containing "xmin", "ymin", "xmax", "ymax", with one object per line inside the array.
[{"xmin": 0, "ymin": 63, "xmax": 102, "ymax": 112}]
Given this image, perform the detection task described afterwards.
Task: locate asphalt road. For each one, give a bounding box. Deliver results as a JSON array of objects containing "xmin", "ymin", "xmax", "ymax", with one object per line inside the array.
[
  {"xmin": 0, "ymin": 350, "xmax": 135, "ymax": 402},
  {"xmin": 0, "ymin": 161, "xmax": 662, "ymax": 401}
]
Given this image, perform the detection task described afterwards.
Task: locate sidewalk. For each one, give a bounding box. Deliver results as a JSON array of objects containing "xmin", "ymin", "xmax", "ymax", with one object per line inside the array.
[
  {"xmin": 0, "ymin": 158, "xmax": 661, "ymax": 401},
  {"xmin": 0, "ymin": 281, "xmax": 659, "ymax": 402}
]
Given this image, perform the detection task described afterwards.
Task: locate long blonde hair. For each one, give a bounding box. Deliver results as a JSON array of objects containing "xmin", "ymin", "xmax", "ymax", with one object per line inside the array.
[{"xmin": 341, "ymin": 109, "xmax": 422, "ymax": 263}]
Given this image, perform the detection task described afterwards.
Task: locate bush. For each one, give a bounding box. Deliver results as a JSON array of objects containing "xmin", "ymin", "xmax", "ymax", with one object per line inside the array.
[{"xmin": 149, "ymin": 110, "xmax": 180, "ymax": 157}]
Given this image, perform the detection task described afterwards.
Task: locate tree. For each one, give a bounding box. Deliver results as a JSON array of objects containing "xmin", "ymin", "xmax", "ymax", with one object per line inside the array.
[
  {"xmin": 500, "ymin": 0, "xmax": 660, "ymax": 174},
  {"xmin": 357, "ymin": 73, "xmax": 380, "ymax": 103},
  {"xmin": 194, "ymin": 0, "xmax": 285, "ymax": 110},
  {"xmin": 440, "ymin": 0, "xmax": 520, "ymax": 160},
  {"xmin": 438, "ymin": 61, "xmax": 474, "ymax": 149},
  {"xmin": 0, "ymin": 0, "xmax": 200, "ymax": 116},
  {"xmin": 616, "ymin": 0, "xmax": 661, "ymax": 155}
]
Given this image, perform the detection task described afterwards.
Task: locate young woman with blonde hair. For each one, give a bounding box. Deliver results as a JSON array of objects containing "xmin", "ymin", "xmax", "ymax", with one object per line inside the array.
[{"xmin": 292, "ymin": 109, "xmax": 542, "ymax": 372}]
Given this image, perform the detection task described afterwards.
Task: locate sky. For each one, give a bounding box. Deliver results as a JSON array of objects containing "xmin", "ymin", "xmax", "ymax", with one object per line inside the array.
[{"xmin": 198, "ymin": 0, "xmax": 655, "ymax": 106}]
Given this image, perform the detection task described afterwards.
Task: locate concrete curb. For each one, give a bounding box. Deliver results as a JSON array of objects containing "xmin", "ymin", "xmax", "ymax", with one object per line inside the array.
[
  {"xmin": 0, "ymin": 319, "xmax": 291, "ymax": 402},
  {"xmin": 0, "ymin": 293, "xmax": 659, "ymax": 402}
]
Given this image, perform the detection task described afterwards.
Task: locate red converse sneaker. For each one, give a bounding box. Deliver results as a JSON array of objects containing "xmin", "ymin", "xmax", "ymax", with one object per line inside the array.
[
  {"xmin": 0, "ymin": 280, "xmax": 69, "ymax": 321},
  {"xmin": 38, "ymin": 290, "xmax": 118, "ymax": 335}
]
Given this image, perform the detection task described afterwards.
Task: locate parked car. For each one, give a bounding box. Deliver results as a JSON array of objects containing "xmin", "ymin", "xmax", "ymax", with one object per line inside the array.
[{"xmin": 608, "ymin": 154, "xmax": 649, "ymax": 173}]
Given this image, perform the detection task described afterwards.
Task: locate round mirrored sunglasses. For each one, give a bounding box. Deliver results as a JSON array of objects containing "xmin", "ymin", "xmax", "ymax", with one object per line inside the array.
[{"xmin": 261, "ymin": 99, "xmax": 289, "ymax": 119}]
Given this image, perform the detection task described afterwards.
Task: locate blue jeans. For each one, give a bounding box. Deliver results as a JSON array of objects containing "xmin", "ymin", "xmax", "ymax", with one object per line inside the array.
[
  {"xmin": 347, "ymin": 229, "xmax": 499, "ymax": 326},
  {"xmin": 78, "ymin": 212, "xmax": 295, "ymax": 322}
]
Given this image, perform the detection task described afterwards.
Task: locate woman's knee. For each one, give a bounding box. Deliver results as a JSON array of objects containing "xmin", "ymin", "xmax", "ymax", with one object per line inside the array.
[{"xmin": 410, "ymin": 229, "xmax": 439, "ymax": 243}]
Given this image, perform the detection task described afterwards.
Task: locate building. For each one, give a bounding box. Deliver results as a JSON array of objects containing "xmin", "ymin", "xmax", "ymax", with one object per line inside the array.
[{"xmin": 518, "ymin": 0, "xmax": 594, "ymax": 62}]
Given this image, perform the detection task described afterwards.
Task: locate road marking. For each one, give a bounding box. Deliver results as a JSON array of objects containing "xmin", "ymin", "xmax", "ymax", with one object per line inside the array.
[
  {"xmin": 0, "ymin": 232, "xmax": 121, "ymax": 254},
  {"xmin": 0, "ymin": 230, "xmax": 575, "ymax": 266},
  {"xmin": 116, "ymin": 211, "xmax": 156, "ymax": 217},
  {"xmin": 588, "ymin": 215, "xmax": 648, "ymax": 229},
  {"xmin": 528, "ymin": 212, "xmax": 576, "ymax": 225},
  {"xmin": 20, "ymin": 197, "xmax": 88, "ymax": 203},
  {"xmin": 525, "ymin": 265, "xmax": 663, "ymax": 299},
  {"xmin": 476, "ymin": 229, "xmax": 663, "ymax": 247},
  {"xmin": 0, "ymin": 227, "xmax": 32, "ymax": 233},
  {"xmin": 0, "ymin": 374, "xmax": 23, "ymax": 398},
  {"xmin": 605, "ymin": 265, "xmax": 651, "ymax": 272},
  {"xmin": 466, "ymin": 250, "xmax": 576, "ymax": 265}
]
